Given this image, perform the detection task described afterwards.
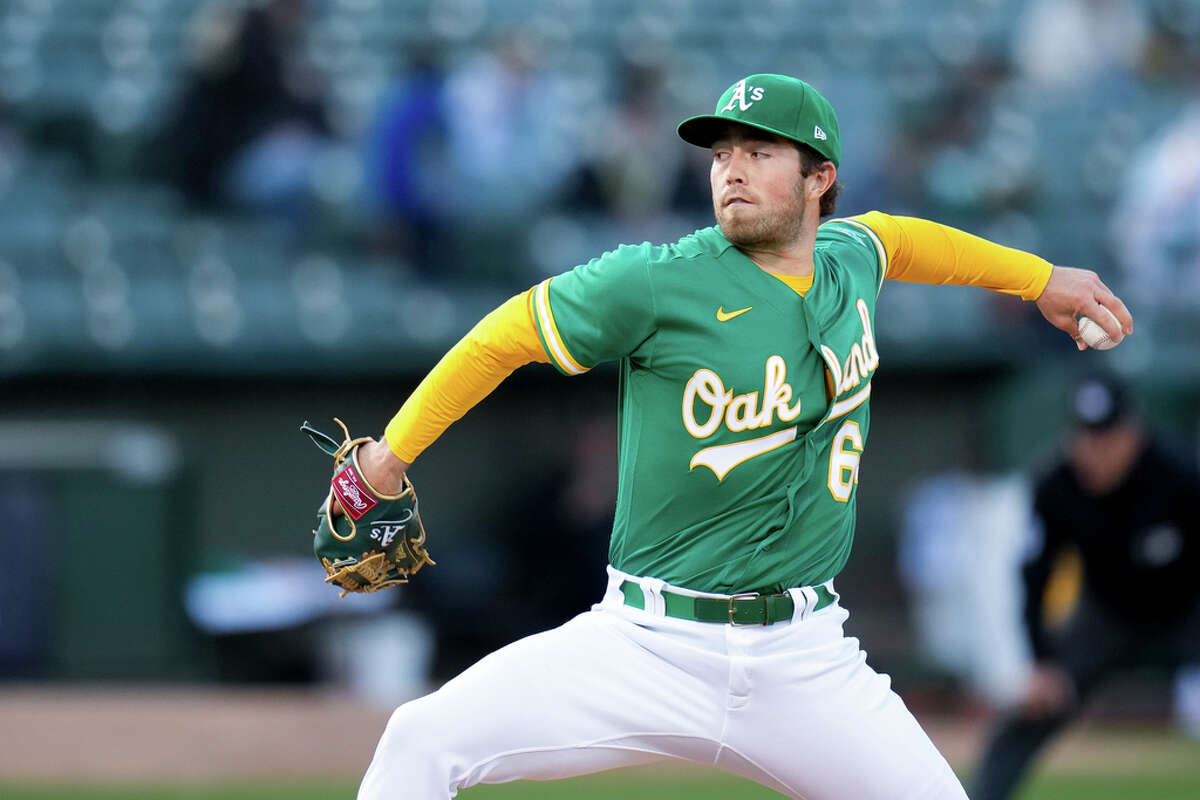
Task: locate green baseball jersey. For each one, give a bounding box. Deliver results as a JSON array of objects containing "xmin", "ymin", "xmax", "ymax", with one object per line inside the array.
[{"xmin": 530, "ymin": 219, "xmax": 888, "ymax": 594}]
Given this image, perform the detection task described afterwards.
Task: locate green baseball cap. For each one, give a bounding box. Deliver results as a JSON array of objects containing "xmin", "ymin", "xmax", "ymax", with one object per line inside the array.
[{"xmin": 678, "ymin": 74, "xmax": 841, "ymax": 167}]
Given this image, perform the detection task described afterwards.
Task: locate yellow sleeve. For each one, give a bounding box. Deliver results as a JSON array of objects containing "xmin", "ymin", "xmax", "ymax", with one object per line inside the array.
[
  {"xmin": 384, "ymin": 289, "xmax": 549, "ymax": 464},
  {"xmin": 851, "ymin": 211, "xmax": 1053, "ymax": 300}
]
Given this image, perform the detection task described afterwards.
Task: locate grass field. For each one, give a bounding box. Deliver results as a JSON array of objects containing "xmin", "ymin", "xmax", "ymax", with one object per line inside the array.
[{"xmin": 5, "ymin": 766, "xmax": 1200, "ymax": 800}]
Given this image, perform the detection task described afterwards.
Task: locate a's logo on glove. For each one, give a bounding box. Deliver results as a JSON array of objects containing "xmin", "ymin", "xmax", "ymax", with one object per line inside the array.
[
  {"xmin": 370, "ymin": 512, "xmax": 413, "ymax": 547},
  {"xmin": 332, "ymin": 464, "xmax": 377, "ymax": 520}
]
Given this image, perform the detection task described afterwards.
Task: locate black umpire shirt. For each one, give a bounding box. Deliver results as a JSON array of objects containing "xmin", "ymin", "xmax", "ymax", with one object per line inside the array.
[{"xmin": 1022, "ymin": 438, "xmax": 1200, "ymax": 659}]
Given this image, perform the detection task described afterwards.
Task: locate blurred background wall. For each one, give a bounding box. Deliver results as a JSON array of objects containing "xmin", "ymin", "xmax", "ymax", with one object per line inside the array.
[{"xmin": 0, "ymin": 0, "xmax": 1198, "ymax": 714}]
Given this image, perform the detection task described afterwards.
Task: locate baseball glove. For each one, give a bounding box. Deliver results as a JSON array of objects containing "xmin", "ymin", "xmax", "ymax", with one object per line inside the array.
[{"xmin": 301, "ymin": 419, "xmax": 434, "ymax": 596}]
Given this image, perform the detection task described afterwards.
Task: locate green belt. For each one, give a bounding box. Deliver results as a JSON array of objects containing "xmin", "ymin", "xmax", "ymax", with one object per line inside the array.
[{"xmin": 619, "ymin": 580, "xmax": 835, "ymax": 625}]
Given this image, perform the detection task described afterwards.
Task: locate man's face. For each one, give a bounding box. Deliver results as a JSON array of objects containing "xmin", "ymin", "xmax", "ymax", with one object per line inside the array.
[
  {"xmin": 1068, "ymin": 422, "xmax": 1143, "ymax": 495},
  {"xmin": 710, "ymin": 126, "xmax": 807, "ymax": 249}
]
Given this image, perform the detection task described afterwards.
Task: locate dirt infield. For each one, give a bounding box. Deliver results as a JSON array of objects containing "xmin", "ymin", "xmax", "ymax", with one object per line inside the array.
[
  {"xmin": 0, "ymin": 685, "xmax": 392, "ymax": 782},
  {"xmin": 0, "ymin": 685, "xmax": 1196, "ymax": 782}
]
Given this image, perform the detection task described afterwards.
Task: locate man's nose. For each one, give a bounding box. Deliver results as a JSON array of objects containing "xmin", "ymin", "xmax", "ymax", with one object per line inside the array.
[{"xmin": 724, "ymin": 150, "xmax": 748, "ymax": 183}]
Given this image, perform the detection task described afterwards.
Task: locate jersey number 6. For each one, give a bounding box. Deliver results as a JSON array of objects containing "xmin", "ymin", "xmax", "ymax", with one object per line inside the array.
[{"xmin": 827, "ymin": 421, "xmax": 864, "ymax": 502}]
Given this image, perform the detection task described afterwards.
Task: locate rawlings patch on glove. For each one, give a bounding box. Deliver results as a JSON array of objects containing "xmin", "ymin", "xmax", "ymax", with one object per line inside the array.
[{"xmin": 302, "ymin": 419, "xmax": 434, "ymax": 596}]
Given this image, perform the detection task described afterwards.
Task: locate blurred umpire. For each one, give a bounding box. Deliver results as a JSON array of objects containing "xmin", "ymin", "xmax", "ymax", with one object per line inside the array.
[{"xmin": 970, "ymin": 374, "xmax": 1200, "ymax": 800}]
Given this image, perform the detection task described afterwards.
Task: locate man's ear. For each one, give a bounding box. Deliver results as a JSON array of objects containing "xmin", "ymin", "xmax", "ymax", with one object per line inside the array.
[{"xmin": 815, "ymin": 162, "xmax": 837, "ymax": 194}]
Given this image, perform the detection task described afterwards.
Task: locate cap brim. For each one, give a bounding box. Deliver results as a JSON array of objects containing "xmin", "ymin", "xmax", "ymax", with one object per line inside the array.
[
  {"xmin": 1074, "ymin": 408, "xmax": 1132, "ymax": 431},
  {"xmin": 677, "ymin": 114, "xmax": 802, "ymax": 148}
]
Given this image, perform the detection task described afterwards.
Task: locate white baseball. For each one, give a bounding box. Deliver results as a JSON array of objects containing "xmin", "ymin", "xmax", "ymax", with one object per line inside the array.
[{"xmin": 1077, "ymin": 306, "xmax": 1123, "ymax": 350}]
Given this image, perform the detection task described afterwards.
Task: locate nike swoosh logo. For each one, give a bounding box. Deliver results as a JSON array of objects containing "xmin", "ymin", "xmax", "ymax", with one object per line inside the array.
[
  {"xmin": 689, "ymin": 426, "xmax": 797, "ymax": 481},
  {"xmin": 716, "ymin": 306, "xmax": 753, "ymax": 322}
]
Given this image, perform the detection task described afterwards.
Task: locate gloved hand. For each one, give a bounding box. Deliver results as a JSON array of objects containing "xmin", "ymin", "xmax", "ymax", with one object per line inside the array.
[{"xmin": 302, "ymin": 419, "xmax": 434, "ymax": 596}]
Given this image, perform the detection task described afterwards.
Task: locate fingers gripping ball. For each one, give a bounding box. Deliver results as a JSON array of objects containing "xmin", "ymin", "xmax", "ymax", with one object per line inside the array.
[
  {"xmin": 1076, "ymin": 306, "xmax": 1124, "ymax": 351},
  {"xmin": 301, "ymin": 419, "xmax": 434, "ymax": 596}
]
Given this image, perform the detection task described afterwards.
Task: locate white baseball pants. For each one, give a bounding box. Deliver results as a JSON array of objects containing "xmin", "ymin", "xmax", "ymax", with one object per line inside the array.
[{"xmin": 358, "ymin": 567, "xmax": 967, "ymax": 799}]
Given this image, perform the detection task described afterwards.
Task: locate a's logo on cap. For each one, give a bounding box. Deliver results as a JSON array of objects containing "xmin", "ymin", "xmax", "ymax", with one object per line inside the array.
[
  {"xmin": 720, "ymin": 78, "xmax": 765, "ymax": 113},
  {"xmin": 814, "ymin": 125, "xmax": 827, "ymax": 141}
]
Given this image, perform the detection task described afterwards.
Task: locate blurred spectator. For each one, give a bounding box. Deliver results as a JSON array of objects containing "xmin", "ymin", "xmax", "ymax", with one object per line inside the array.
[
  {"xmin": 361, "ymin": 47, "xmax": 452, "ymax": 276},
  {"xmin": 885, "ymin": 52, "xmax": 1051, "ymax": 335},
  {"xmin": 441, "ymin": 30, "xmax": 578, "ymax": 223},
  {"xmin": 367, "ymin": 28, "xmax": 582, "ymax": 280},
  {"xmin": 562, "ymin": 60, "xmax": 702, "ymax": 219},
  {"xmin": 150, "ymin": 0, "xmax": 335, "ymax": 224},
  {"xmin": 887, "ymin": 53, "xmax": 1035, "ymax": 228},
  {"xmin": 1110, "ymin": 50, "xmax": 1200, "ymax": 312},
  {"xmin": 1012, "ymin": 0, "xmax": 1149, "ymax": 93},
  {"xmin": 969, "ymin": 374, "xmax": 1200, "ymax": 800}
]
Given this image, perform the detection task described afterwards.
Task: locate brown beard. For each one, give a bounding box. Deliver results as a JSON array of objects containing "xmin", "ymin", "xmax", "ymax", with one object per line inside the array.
[{"xmin": 714, "ymin": 175, "xmax": 807, "ymax": 249}]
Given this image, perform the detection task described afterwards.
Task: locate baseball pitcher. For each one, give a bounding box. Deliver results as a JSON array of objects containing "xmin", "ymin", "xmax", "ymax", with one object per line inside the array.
[{"xmin": 306, "ymin": 74, "xmax": 1133, "ymax": 799}]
